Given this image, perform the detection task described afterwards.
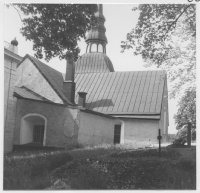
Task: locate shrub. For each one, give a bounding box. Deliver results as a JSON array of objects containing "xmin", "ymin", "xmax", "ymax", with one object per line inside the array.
[
  {"xmin": 173, "ymin": 137, "xmax": 187, "ymax": 145},
  {"xmin": 173, "ymin": 126, "xmax": 196, "ymax": 146}
]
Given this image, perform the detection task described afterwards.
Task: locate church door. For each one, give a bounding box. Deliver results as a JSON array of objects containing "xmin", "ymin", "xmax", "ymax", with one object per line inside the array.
[
  {"xmin": 33, "ymin": 124, "xmax": 45, "ymax": 144},
  {"xmin": 114, "ymin": 125, "xmax": 121, "ymax": 144}
]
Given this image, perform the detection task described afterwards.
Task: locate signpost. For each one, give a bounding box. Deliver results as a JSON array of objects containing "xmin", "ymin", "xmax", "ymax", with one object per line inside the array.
[{"xmin": 157, "ymin": 129, "xmax": 162, "ymax": 157}]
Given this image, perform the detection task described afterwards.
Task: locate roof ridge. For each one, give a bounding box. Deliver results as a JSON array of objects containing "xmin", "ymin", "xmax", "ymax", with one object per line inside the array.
[{"xmin": 27, "ymin": 54, "xmax": 63, "ymax": 75}]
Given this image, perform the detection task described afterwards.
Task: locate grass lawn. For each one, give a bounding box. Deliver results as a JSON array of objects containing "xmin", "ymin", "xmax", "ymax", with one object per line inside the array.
[{"xmin": 4, "ymin": 145, "xmax": 196, "ymax": 190}]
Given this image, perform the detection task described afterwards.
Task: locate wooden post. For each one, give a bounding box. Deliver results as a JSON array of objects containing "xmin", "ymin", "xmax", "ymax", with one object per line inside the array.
[
  {"xmin": 157, "ymin": 129, "xmax": 162, "ymax": 157},
  {"xmin": 187, "ymin": 122, "xmax": 192, "ymax": 147}
]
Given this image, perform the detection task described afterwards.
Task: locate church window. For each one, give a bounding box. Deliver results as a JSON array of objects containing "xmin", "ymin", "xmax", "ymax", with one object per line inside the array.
[
  {"xmin": 98, "ymin": 44, "xmax": 103, "ymax": 53},
  {"xmin": 91, "ymin": 43, "xmax": 97, "ymax": 52}
]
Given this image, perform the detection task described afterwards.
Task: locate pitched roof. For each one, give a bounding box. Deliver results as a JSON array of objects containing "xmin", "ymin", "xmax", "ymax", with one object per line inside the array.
[
  {"xmin": 18, "ymin": 54, "xmax": 72, "ymax": 105},
  {"xmin": 14, "ymin": 86, "xmax": 47, "ymax": 101},
  {"xmin": 75, "ymin": 71, "xmax": 166, "ymax": 115},
  {"xmin": 17, "ymin": 55, "xmax": 166, "ymax": 116},
  {"xmin": 76, "ymin": 53, "xmax": 114, "ymax": 74}
]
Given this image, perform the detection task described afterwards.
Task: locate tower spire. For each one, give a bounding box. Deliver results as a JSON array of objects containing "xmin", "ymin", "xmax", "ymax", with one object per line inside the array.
[
  {"xmin": 98, "ymin": 4, "xmax": 103, "ymax": 14},
  {"xmin": 75, "ymin": 4, "xmax": 114, "ymax": 74},
  {"xmin": 85, "ymin": 4, "xmax": 107, "ymax": 54}
]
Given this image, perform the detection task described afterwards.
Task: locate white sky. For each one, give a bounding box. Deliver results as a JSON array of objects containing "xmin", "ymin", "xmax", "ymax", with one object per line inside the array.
[{"xmin": 2, "ymin": 3, "xmax": 196, "ymax": 134}]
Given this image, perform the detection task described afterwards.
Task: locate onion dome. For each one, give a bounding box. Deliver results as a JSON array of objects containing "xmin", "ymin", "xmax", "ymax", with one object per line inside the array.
[
  {"xmin": 76, "ymin": 4, "xmax": 115, "ymax": 74},
  {"xmin": 76, "ymin": 53, "xmax": 114, "ymax": 74},
  {"xmin": 11, "ymin": 37, "xmax": 18, "ymax": 46}
]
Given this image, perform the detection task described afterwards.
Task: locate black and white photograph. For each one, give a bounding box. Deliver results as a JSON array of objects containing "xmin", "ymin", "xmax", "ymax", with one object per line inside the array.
[{"xmin": 3, "ymin": 1, "xmax": 198, "ymax": 190}]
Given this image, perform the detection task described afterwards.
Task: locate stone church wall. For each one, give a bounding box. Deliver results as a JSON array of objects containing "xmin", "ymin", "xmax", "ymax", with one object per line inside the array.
[{"xmin": 14, "ymin": 99, "xmax": 79, "ymax": 148}]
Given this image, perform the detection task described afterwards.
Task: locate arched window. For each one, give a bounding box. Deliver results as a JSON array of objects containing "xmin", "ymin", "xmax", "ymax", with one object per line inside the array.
[
  {"xmin": 91, "ymin": 43, "xmax": 97, "ymax": 52},
  {"xmin": 98, "ymin": 44, "xmax": 103, "ymax": 53}
]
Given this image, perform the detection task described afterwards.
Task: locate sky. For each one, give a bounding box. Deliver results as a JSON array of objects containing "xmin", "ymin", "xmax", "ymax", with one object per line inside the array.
[{"xmin": 3, "ymin": 3, "xmax": 192, "ymax": 134}]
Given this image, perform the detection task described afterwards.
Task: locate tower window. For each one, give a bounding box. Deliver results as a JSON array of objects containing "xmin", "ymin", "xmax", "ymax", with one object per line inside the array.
[
  {"xmin": 91, "ymin": 43, "xmax": 97, "ymax": 52},
  {"xmin": 98, "ymin": 44, "xmax": 103, "ymax": 53}
]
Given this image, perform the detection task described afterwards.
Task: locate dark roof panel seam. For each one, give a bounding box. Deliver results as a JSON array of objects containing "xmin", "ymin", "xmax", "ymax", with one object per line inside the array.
[
  {"xmin": 116, "ymin": 72, "xmax": 131, "ymax": 112},
  {"xmin": 97, "ymin": 73, "xmax": 113, "ymax": 111},
  {"xmin": 87, "ymin": 75, "xmax": 104, "ymax": 109},
  {"xmin": 76, "ymin": 73, "xmax": 88, "ymax": 92},
  {"xmin": 143, "ymin": 71, "xmax": 153, "ymax": 113},
  {"xmin": 126, "ymin": 71, "xmax": 139, "ymax": 112},
  {"xmin": 148, "ymin": 71, "xmax": 157, "ymax": 109},
  {"xmin": 93, "ymin": 72, "xmax": 110, "ymax": 110},
  {"xmin": 150, "ymin": 71, "xmax": 159, "ymax": 112},
  {"xmin": 86, "ymin": 73, "xmax": 101, "ymax": 101},
  {"xmin": 137, "ymin": 71, "xmax": 149, "ymax": 113},
  {"xmin": 87, "ymin": 73, "xmax": 103, "ymax": 109},
  {"xmin": 115, "ymin": 72, "xmax": 130, "ymax": 112},
  {"xmin": 122, "ymin": 72, "xmax": 135, "ymax": 112},
  {"xmin": 155, "ymin": 73, "xmax": 165, "ymax": 113},
  {"xmin": 81, "ymin": 73, "xmax": 95, "ymax": 92},
  {"xmin": 107, "ymin": 72, "xmax": 124, "ymax": 112},
  {"xmin": 103, "ymin": 72, "xmax": 119, "ymax": 112},
  {"xmin": 130, "ymin": 71, "xmax": 143, "ymax": 112}
]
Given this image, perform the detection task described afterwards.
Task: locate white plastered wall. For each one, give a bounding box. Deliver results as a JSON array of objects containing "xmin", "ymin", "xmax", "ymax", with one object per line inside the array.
[
  {"xmin": 16, "ymin": 58, "xmax": 63, "ymax": 104},
  {"xmin": 78, "ymin": 111, "xmax": 115, "ymax": 147}
]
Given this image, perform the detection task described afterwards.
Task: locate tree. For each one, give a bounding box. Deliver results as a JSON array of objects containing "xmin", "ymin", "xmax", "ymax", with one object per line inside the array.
[
  {"xmin": 121, "ymin": 4, "xmax": 196, "ymax": 98},
  {"xmin": 9, "ymin": 4, "xmax": 98, "ymax": 61},
  {"xmin": 174, "ymin": 87, "xmax": 196, "ymax": 131},
  {"xmin": 172, "ymin": 86, "xmax": 196, "ymax": 145}
]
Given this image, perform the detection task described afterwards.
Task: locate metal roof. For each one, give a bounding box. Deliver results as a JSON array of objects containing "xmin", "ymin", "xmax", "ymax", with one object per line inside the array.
[
  {"xmin": 75, "ymin": 71, "xmax": 166, "ymax": 115},
  {"xmin": 76, "ymin": 53, "xmax": 114, "ymax": 73},
  {"xmin": 17, "ymin": 55, "xmax": 166, "ymax": 116}
]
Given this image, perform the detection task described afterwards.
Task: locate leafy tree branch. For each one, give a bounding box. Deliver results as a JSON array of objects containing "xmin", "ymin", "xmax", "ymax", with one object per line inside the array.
[
  {"xmin": 121, "ymin": 4, "xmax": 196, "ymax": 98},
  {"xmin": 8, "ymin": 4, "xmax": 98, "ymax": 62}
]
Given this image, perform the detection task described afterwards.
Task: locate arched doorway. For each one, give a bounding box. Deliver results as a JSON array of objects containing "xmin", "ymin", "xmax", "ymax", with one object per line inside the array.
[{"xmin": 20, "ymin": 114, "xmax": 47, "ymax": 146}]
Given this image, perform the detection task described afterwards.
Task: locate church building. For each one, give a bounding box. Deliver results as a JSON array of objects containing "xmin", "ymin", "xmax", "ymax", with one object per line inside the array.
[{"xmin": 4, "ymin": 5, "xmax": 169, "ymax": 152}]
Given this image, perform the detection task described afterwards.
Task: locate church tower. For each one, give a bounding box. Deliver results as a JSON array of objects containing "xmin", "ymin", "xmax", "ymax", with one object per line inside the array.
[{"xmin": 75, "ymin": 4, "xmax": 114, "ymax": 74}]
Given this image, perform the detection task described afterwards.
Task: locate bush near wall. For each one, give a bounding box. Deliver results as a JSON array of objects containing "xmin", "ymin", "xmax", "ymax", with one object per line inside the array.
[{"xmin": 4, "ymin": 151, "xmax": 72, "ymax": 190}]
